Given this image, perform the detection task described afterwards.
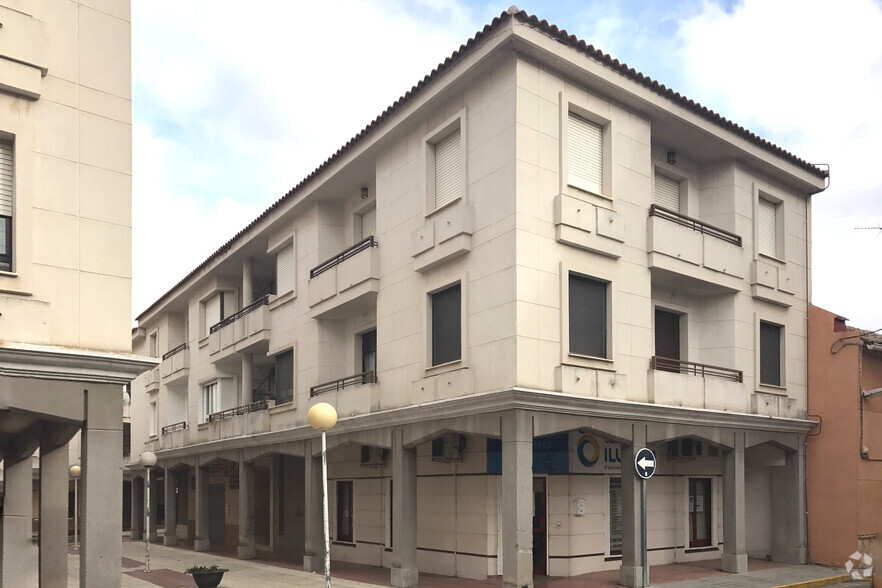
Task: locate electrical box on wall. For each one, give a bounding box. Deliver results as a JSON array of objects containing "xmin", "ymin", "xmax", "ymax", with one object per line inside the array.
[{"xmin": 573, "ymin": 497, "xmax": 586, "ymax": 516}]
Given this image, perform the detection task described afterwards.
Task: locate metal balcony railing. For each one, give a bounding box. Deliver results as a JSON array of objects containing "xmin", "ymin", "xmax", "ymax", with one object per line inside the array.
[
  {"xmin": 162, "ymin": 343, "xmax": 187, "ymax": 361},
  {"xmin": 209, "ymin": 294, "xmax": 270, "ymax": 334},
  {"xmin": 310, "ymin": 236, "xmax": 378, "ymax": 279},
  {"xmin": 310, "ymin": 371, "xmax": 377, "ymax": 397},
  {"xmin": 161, "ymin": 421, "xmax": 187, "ymax": 434},
  {"xmin": 649, "ymin": 204, "xmax": 742, "ymax": 247},
  {"xmin": 208, "ymin": 399, "xmax": 271, "ymax": 422},
  {"xmin": 650, "ymin": 356, "xmax": 743, "ymax": 383}
]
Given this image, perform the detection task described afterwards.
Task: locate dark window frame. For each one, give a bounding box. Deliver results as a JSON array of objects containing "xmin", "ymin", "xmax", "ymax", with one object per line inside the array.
[
  {"xmin": 361, "ymin": 329, "xmax": 377, "ymax": 374},
  {"xmin": 759, "ymin": 321, "xmax": 783, "ymax": 386},
  {"xmin": 431, "ymin": 283, "xmax": 461, "ymax": 366},
  {"xmin": 0, "ymin": 215, "xmax": 11, "ymax": 272},
  {"xmin": 569, "ymin": 273, "xmax": 608, "ymax": 358},
  {"xmin": 688, "ymin": 477, "xmax": 712, "ymax": 548},
  {"xmin": 275, "ymin": 350, "xmax": 294, "ymax": 405},
  {"xmin": 336, "ymin": 480, "xmax": 354, "ymax": 543}
]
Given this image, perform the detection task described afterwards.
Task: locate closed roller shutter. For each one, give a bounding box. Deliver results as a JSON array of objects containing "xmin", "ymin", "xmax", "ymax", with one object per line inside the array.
[
  {"xmin": 569, "ymin": 273, "xmax": 607, "ymax": 358},
  {"xmin": 567, "ymin": 113, "xmax": 603, "ymax": 195},
  {"xmin": 360, "ymin": 207, "xmax": 376, "ymax": 240},
  {"xmin": 434, "ymin": 129, "xmax": 461, "ymax": 209},
  {"xmin": 757, "ymin": 197, "xmax": 777, "ymax": 257},
  {"xmin": 0, "ymin": 141, "xmax": 12, "ymax": 217},
  {"xmin": 205, "ymin": 293, "xmax": 222, "ymax": 335},
  {"xmin": 654, "ymin": 173, "xmax": 680, "ymax": 212},
  {"xmin": 276, "ymin": 243, "xmax": 295, "ymax": 294}
]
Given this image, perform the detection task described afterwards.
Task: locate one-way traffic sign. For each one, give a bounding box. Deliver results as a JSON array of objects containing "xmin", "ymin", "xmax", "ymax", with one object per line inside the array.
[{"xmin": 635, "ymin": 447, "xmax": 656, "ymax": 479}]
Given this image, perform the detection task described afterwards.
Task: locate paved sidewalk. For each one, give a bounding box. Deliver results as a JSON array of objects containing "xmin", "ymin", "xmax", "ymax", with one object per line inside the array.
[{"xmin": 67, "ymin": 539, "xmax": 856, "ymax": 588}]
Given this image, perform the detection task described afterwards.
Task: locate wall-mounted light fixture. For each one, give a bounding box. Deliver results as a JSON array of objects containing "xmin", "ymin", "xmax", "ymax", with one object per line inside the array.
[
  {"xmin": 667, "ymin": 151, "xmax": 677, "ymax": 165},
  {"xmin": 360, "ymin": 186, "xmax": 369, "ymax": 199}
]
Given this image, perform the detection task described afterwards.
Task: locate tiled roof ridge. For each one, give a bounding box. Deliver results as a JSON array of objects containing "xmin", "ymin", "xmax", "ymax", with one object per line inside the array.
[{"xmin": 136, "ymin": 8, "xmax": 826, "ymax": 321}]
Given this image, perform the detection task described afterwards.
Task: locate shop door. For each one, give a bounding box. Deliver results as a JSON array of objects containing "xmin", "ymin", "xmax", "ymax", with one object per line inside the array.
[
  {"xmin": 208, "ymin": 483, "xmax": 225, "ymax": 546},
  {"xmin": 533, "ymin": 477, "xmax": 547, "ymax": 575},
  {"xmin": 688, "ymin": 478, "xmax": 712, "ymax": 548}
]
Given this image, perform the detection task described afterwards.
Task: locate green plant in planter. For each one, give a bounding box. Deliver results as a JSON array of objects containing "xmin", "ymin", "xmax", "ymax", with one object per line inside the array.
[{"xmin": 185, "ymin": 564, "xmax": 229, "ymax": 588}]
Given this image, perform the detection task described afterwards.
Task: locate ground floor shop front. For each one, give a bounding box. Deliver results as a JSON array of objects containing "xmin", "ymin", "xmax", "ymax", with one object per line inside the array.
[{"xmin": 132, "ymin": 391, "xmax": 812, "ymax": 588}]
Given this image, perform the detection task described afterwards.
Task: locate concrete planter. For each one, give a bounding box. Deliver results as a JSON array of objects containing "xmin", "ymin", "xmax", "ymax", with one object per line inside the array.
[{"xmin": 186, "ymin": 568, "xmax": 228, "ymax": 588}]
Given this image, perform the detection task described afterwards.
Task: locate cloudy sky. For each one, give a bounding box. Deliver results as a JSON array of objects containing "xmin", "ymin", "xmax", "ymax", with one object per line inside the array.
[{"xmin": 132, "ymin": 0, "xmax": 882, "ymax": 330}]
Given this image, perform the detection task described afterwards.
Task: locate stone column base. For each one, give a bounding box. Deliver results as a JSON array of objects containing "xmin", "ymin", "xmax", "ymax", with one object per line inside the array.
[
  {"xmin": 194, "ymin": 539, "xmax": 210, "ymax": 552},
  {"xmin": 303, "ymin": 554, "xmax": 322, "ymax": 573},
  {"xmin": 619, "ymin": 564, "xmax": 646, "ymax": 588},
  {"xmin": 238, "ymin": 545, "xmax": 256, "ymax": 560},
  {"xmin": 391, "ymin": 567, "xmax": 419, "ymax": 587},
  {"xmin": 723, "ymin": 553, "xmax": 748, "ymax": 573},
  {"xmin": 163, "ymin": 535, "xmax": 177, "ymax": 547}
]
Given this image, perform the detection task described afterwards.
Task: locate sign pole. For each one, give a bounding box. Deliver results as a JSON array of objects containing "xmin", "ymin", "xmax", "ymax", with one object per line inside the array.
[{"xmin": 642, "ymin": 477, "xmax": 647, "ymax": 587}]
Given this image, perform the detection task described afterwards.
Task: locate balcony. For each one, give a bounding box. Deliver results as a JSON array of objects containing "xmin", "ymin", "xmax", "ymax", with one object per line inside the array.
[
  {"xmin": 648, "ymin": 356, "xmax": 746, "ymax": 413},
  {"xmin": 309, "ymin": 371, "xmax": 378, "ymax": 416},
  {"xmin": 161, "ymin": 421, "xmax": 188, "ymax": 434},
  {"xmin": 308, "ymin": 237, "xmax": 379, "ymax": 319},
  {"xmin": 160, "ymin": 343, "xmax": 189, "ymax": 385},
  {"xmin": 144, "ymin": 366, "xmax": 160, "ymax": 393},
  {"xmin": 206, "ymin": 399, "xmax": 273, "ymax": 441},
  {"xmin": 647, "ymin": 205, "xmax": 744, "ymax": 293},
  {"xmin": 209, "ymin": 295, "xmax": 271, "ymax": 362}
]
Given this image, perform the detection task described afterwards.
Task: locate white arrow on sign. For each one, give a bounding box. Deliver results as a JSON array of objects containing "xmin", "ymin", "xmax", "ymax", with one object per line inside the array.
[{"xmin": 637, "ymin": 456, "xmax": 655, "ymax": 470}]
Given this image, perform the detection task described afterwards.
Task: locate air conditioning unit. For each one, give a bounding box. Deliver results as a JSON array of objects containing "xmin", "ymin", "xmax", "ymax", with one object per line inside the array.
[
  {"xmin": 431, "ymin": 433, "xmax": 466, "ymax": 462},
  {"xmin": 360, "ymin": 445, "xmax": 389, "ymax": 467}
]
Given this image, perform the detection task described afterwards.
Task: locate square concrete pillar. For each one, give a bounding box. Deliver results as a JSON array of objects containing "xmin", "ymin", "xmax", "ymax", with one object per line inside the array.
[
  {"xmin": 39, "ymin": 442, "xmax": 70, "ymax": 586},
  {"xmin": 146, "ymin": 468, "xmax": 159, "ymax": 542},
  {"xmin": 619, "ymin": 424, "xmax": 647, "ymax": 588},
  {"xmin": 722, "ymin": 430, "xmax": 747, "ymax": 573},
  {"xmin": 164, "ymin": 468, "xmax": 178, "ymax": 546},
  {"xmin": 238, "ymin": 455, "xmax": 257, "ymax": 559},
  {"xmin": 130, "ymin": 476, "xmax": 144, "ymax": 541},
  {"xmin": 502, "ymin": 409, "xmax": 533, "ymax": 588},
  {"xmin": 771, "ymin": 437, "xmax": 807, "ymax": 564},
  {"xmin": 194, "ymin": 464, "xmax": 210, "ymax": 552},
  {"xmin": 80, "ymin": 384, "xmax": 123, "ymax": 588},
  {"xmin": 391, "ymin": 428, "xmax": 418, "ymax": 587},
  {"xmin": 1, "ymin": 454, "xmax": 38, "ymax": 587},
  {"xmin": 303, "ymin": 439, "xmax": 324, "ymax": 572}
]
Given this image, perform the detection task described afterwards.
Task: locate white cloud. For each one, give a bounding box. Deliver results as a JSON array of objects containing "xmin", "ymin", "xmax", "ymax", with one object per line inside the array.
[
  {"xmin": 131, "ymin": 0, "xmax": 478, "ymax": 317},
  {"xmin": 677, "ymin": 0, "xmax": 882, "ymax": 328}
]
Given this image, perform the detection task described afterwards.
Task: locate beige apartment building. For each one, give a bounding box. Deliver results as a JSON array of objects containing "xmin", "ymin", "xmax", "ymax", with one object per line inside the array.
[
  {"xmin": 0, "ymin": 1, "xmax": 153, "ymax": 586},
  {"xmin": 128, "ymin": 8, "xmax": 826, "ymax": 588}
]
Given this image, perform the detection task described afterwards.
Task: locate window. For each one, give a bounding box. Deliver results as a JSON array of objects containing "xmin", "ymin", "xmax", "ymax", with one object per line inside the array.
[
  {"xmin": 569, "ymin": 273, "xmax": 608, "ymax": 358},
  {"xmin": 688, "ymin": 478, "xmax": 712, "ymax": 548},
  {"xmin": 336, "ymin": 480, "xmax": 354, "ymax": 542},
  {"xmin": 654, "ymin": 309, "xmax": 681, "ymax": 369},
  {"xmin": 275, "ymin": 350, "xmax": 293, "ymax": 405},
  {"xmin": 203, "ymin": 292, "xmax": 225, "ymax": 337},
  {"xmin": 760, "ymin": 321, "xmax": 782, "ymax": 386},
  {"xmin": 0, "ymin": 140, "xmax": 12, "ymax": 272},
  {"xmin": 567, "ymin": 112, "xmax": 603, "ymax": 195},
  {"xmin": 360, "ymin": 208, "xmax": 376, "ymax": 241},
  {"xmin": 431, "ymin": 284, "xmax": 461, "ymax": 366},
  {"xmin": 201, "ymin": 382, "xmax": 219, "ymax": 422},
  {"xmin": 276, "ymin": 243, "xmax": 295, "ymax": 295},
  {"xmin": 148, "ymin": 331, "xmax": 158, "ymax": 358},
  {"xmin": 609, "ymin": 477, "xmax": 622, "ymax": 555},
  {"xmin": 123, "ymin": 422, "xmax": 131, "ymax": 457},
  {"xmin": 149, "ymin": 401, "xmax": 157, "ymax": 436},
  {"xmin": 654, "ymin": 172, "xmax": 681, "ymax": 213},
  {"xmin": 361, "ymin": 330, "xmax": 377, "ymax": 374},
  {"xmin": 757, "ymin": 197, "xmax": 779, "ymax": 258},
  {"xmin": 433, "ymin": 128, "xmax": 461, "ymax": 209}
]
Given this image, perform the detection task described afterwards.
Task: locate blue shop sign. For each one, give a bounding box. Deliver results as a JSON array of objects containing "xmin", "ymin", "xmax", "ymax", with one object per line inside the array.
[{"xmin": 486, "ymin": 433, "xmax": 569, "ymax": 474}]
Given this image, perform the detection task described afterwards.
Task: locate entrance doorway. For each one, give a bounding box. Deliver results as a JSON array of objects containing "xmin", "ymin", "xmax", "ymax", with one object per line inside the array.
[
  {"xmin": 532, "ymin": 477, "xmax": 547, "ymax": 575},
  {"xmin": 688, "ymin": 478, "xmax": 712, "ymax": 548},
  {"xmin": 208, "ymin": 484, "xmax": 225, "ymax": 546}
]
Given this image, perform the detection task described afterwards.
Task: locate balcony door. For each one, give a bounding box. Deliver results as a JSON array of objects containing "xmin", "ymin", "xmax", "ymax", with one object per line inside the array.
[{"xmin": 655, "ymin": 309, "xmax": 681, "ymax": 370}]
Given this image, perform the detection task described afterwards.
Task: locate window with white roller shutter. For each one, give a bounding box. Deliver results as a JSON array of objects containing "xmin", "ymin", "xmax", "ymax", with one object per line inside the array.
[
  {"xmin": 654, "ymin": 172, "xmax": 681, "ymax": 213},
  {"xmin": 757, "ymin": 197, "xmax": 778, "ymax": 258},
  {"xmin": 360, "ymin": 207, "xmax": 376, "ymax": 240},
  {"xmin": 0, "ymin": 140, "xmax": 12, "ymax": 272},
  {"xmin": 203, "ymin": 292, "xmax": 224, "ymax": 337},
  {"xmin": 433, "ymin": 128, "xmax": 461, "ymax": 210},
  {"xmin": 276, "ymin": 243, "xmax": 295, "ymax": 294},
  {"xmin": 567, "ymin": 112, "xmax": 603, "ymax": 195}
]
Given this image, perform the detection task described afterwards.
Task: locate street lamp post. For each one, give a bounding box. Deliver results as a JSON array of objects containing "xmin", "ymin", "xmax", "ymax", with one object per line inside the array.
[
  {"xmin": 308, "ymin": 402, "xmax": 338, "ymax": 588},
  {"xmin": 69, "ymin": 465, "xmax": 81, "ymax": 550},
  {"xmin": 139, "ymin": 451, "xmax": 157, "ymax": 573}
]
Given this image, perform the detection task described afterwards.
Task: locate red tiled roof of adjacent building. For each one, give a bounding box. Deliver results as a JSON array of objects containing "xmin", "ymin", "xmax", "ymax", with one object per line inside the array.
[{"xmin": 136, "ymin": 8, "xmax": 828, "ymax": 321}]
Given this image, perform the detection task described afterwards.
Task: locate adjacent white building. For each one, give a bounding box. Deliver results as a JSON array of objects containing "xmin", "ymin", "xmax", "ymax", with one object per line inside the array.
[{"xmin": 128, "ymin": 8, "xmax": 826, "ymax": 588}]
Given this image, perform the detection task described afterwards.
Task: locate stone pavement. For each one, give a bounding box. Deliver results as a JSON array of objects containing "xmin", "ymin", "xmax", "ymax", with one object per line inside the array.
[{"xmin": 67, "ymin": 539, "xmax": 859, "ymax": 587}]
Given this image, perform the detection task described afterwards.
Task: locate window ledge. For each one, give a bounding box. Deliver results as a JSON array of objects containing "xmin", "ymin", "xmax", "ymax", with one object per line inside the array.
[
  {"xmin": 268, "ymin": 402, "xmax": 296, "ymax": 416},
  {"xmin": 758, "ymin": 252, "xmax": 786, "ymax": 265},
  {"xmin": 564, "ymin": 355, "xmax": 615, "ymax": 372},
  {"xmin": 565, "ymin": 183, "xmax": 612, "ymax": 204},
  {"xmin": 332, "ymin": 541, "xmax": 357, "ymax": 548},
  {"xmin": 756, "ymin": 384, "xmax": 788, "ymax": 395},
  {"xmin": 269, "ymin": 290, "xmax": 296, "ymax": 310},
  {"xmin": 198, "ymin": 337, "xmax": 209, "ymax": 349},
  {"xmin": 424, "ymin": 360, "xmax": 467, "ymax": 377},
  {"xmin": 147, "ymin": 435, "xmax": 158, "ymax": 441},
  {"xmin": 425, "ymin": 196, "xmax": 462, "ymax": 219},
  {"xmin": 197, "ymin": 422, "xmax": 208, "ymax": 430},
  {"xmin": 0, "ymin": 270, "xmax": 18, "ymax": 278}
]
